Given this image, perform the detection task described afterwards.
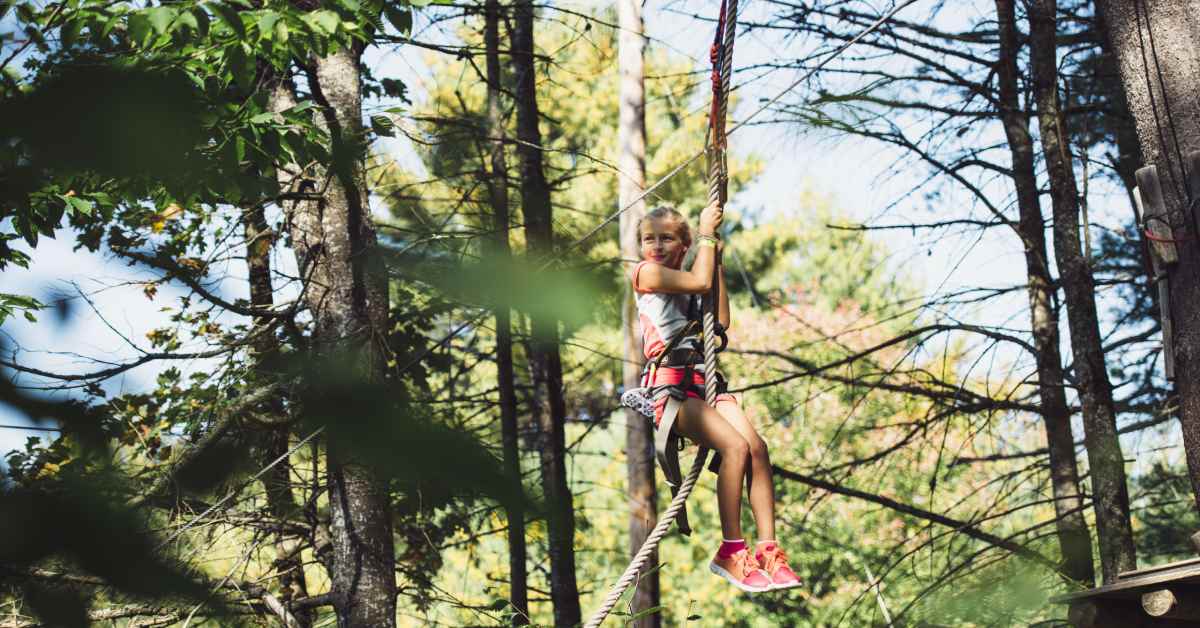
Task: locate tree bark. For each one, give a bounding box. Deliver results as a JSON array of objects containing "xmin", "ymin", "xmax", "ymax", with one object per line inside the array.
[
  {"xmin": 1094, "ymin": 0, "xmax": 1200, "ymax": 516},
  {"xmin": 269, "ymin": 46, "xmax": 397, "ymax": 627},
  {"xmin": 994, "ymin": 0, "xmax": 1094, "ymax": 586},
  {"xmin": 484, "ymin": 1, "xmax": 529, "ymax": 623},
  {"xmin": 1029, "ymin": 0, "xmax": 1137, "ymax": 583},
  {"xmin": 244, "ymin": 199, "xmax": 313, "ymax": 626},
  {"xmin": 618, "ymin": 0, "xmax": 659, "ymax": 624},
  {"xmin": 509, "ymin": 2, "xmax": 582, "ymax": 624}
]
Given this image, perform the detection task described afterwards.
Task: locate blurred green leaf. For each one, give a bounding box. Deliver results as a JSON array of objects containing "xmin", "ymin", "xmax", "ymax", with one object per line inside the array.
[
  {"xmin": 211, "ymin": 2, "xmax": 245, "ymax": 38},
  {"xmin": 145, "ymin": 6, "xmax": 176, "ymax": 35},
  {"xmin": 127, "ymin": 12, "xmax": 151, "ymax": 45},
  {"xmin": 62, "ymin": 194, "xmax": 94, "ymax": 216},
  {"xmin": 370, "ymin": 114, "xmax": 395, "ymax": 137},
  {"xmin": 395, "ymin": 253, "xmax": 603, "ymax": 330},
  {"xmin": 384, "ymin": 5, "xmax": 411, "ymax": 34},
  {"xmin": 307, "ymin": 9, "xmax": 341, "ymax": 35},
  {"xmin": 273, "ymin": 17, "xmax": 288, "ymax": 44},
  {"xmin": 298, "ymin": 353, "xmax": 531, "ymax": 512}
]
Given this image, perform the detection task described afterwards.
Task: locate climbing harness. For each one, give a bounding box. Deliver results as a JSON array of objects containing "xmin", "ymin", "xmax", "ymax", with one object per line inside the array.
[{"xmin": 620, "ymin": 298, "xmax": 728, "ymax": 535}]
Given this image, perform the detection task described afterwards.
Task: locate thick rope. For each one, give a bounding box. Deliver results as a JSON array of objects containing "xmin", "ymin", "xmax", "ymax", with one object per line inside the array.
[{"xmin": 582, "ymin": 2, "xmax": 737, "ymax": 626}]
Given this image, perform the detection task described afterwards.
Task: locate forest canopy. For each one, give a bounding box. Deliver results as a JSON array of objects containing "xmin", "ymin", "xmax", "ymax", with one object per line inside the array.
[{"xmin": 2, "ymin": 0, "xmax": 1198, "ymax": 627}]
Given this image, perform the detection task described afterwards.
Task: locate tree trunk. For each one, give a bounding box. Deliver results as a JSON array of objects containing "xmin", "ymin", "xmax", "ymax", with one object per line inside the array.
[
  {"xmin": 509, "ymin": 2, "xmax": 582, "ymax": 624},
  {"xmin": 485, "ymin": 1, "xmax": 529, "ymax": 623},
  {"xmin": 271, "ymin": 46, "xmax": 397, "ymax": 627},
  {"xmin": 1092, "ymin": 3, "xmax": 1158, "ymax": 307},
  {"xmin": 244, "ymin": 200, "xmax": 313, "ymax": 626},
  {"xmin": 1094, "ymin": 0, "xmax": 1200, "ymax": 517},
  {"xmin": 994, "ymin": 0, "xmax": 1094, "ymax": 586},
  {"xmin": 618, "ymin": 0, "xmax": 659, "ymax": 624},
  {"xmin": 1029, "ymin": 0, "xmax": 1137, "ymax": 583}
]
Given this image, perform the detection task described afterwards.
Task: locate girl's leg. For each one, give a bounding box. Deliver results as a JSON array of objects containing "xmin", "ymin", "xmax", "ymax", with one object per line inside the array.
[
  {"xmin": 672, "ymin": 397, "xmax": 750, "ymax": 540},
  {"xmin": 715, "ymin": 398, "xmax": 775, "ymax": 542}
]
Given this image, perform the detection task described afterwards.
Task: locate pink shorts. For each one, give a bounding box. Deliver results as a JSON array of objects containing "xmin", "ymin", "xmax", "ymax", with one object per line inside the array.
[{"xmin": 648, "ymin": 367, "xmax": 737, "ymax": 427}]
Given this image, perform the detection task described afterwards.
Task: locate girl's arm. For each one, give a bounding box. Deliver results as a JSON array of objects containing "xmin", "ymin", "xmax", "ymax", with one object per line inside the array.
[{"xmin": 634, "ymin": 202, "xmax": 723, "ymax": 294}]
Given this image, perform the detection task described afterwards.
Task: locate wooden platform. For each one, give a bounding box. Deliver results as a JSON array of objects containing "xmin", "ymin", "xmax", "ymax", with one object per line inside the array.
[{"xmin": 1057, "ymin": 557, "xmax": 1200, "ymax": 627}]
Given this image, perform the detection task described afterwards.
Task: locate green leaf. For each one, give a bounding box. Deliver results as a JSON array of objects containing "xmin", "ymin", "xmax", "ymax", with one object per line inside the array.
[
  {"xmin": 60, "ymin": 195, "xmax": 94, "ymax": 216},
  {"xmin": 127, "ymin": 12, "xmax": 151, "ymax": 46},
  {"xmin": 380, "ymin": 78, "xmax": 409, "ymax": 103},
  {"xmin": 0, "ymin": 293, "xmax": 44, "ymax": 326},
  {"xmin": 248, "ymin": 111, "xmax": 275, "ymax": 124},
  {"xmin": 192, "ymin": 7, "xmax": 210, "ymax": 38},
  {"xmin": 629, "ymin": 606, "xmax": 666, "ymax": 621},
  {"xmin": 226, "ymin": 43, "xmax": 254, "ymax": 90},
  {"xmin": 370, "ymin": 114, "xmax": 394, "ymax": 137},
  {"xmin": 145, "ymin": 6, "xmax": 176, "ymax": 35},
  {"xmin": 306, "ymin": 9, "xmax": 339, "ymax": 35},
  {"xmin": 273, "ymin": 18, "xmax": 288, "ymax": 44},
  {"xmin": 256, "ymin": 10, "xmax": 279, "ymax": 38},
  {"xmin": 59, "ymin": 19, "xmax": 82, "ymax": 48},
  {"xmin": 175, "ymin": 9, "xmax": 199, "ymax": 34},
  {"xmin": 384, "ymin": 4, "xmax": 411, "ymax": 32},
  {"xmin": 408, "ymin": 0, "xmax": 430, "ymax": 7},
  {"xmin": 212, "ymin": 2, "xmax": 244, "ymax": 38}
]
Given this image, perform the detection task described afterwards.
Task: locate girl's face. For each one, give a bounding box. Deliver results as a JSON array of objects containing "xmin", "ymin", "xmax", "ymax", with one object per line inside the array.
[{"xmin": 640, "ymin": 217, "xmax": 689, "ymax": 268}]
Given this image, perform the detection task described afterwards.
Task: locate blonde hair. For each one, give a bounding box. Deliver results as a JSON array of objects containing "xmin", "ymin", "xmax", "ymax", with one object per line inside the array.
[{"xmin": 636, "ymin": 206, "xmax": 692, "ymax": 247}]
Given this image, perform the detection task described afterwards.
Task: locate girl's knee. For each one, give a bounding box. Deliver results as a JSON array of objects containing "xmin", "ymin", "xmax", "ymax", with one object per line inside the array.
[
  {"xmin": 721, "ymin": 437, "xmax": 750, "ymax": 463},
  {"xmin": 748, "ymin": 437, "xmax": 769, "ymax": 464}
]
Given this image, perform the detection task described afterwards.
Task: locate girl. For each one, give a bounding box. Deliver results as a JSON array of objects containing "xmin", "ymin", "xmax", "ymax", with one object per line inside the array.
[{"xmin": 630, "ymin": 202, "xmax": 801, "ymax": 593}]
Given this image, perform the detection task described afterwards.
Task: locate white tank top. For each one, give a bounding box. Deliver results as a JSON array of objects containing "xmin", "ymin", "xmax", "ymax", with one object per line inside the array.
[{"xmin": 631, "ymin": 261, "xmax": 698, "ymax": 360}]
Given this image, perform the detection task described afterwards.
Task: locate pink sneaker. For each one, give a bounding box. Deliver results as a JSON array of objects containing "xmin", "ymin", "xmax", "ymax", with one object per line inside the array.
[
  {"xmin": 709, "ymin": 548, "xmax": 772, "ymax": 593},
  {"xmin": 756, "ymin": 542, "xmax": 802, "ymax": 590}
]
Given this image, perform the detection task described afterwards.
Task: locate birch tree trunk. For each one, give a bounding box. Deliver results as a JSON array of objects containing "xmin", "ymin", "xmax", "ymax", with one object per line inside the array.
[
  {"xmin": 1029, "ymin": 0, "xmax": 1137, "ymax": 583},
  {"xmin": 994, "ymin": 0, "xmax": 1094, "ymax": 585},
  {"xmin": 1094, "ymin": 0, "xmax": 1200, "ymax": 518},
  {"xmin": 618, "ymin": 0, "xmax": 659, "ymax": 623},
  {"xmin": 485, "ymin": 1, "xmax": 529, "ymax": 623},
  {"xmin": 509, "ymin": 2, "xmax": 583, "ymax": 624}
]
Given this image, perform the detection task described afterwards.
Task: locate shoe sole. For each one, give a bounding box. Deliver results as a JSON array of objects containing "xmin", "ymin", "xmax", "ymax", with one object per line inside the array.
[
  {"xmin": 709, "ymin": 562, "xmax": 771, "ymax": 593},
  {"xmin": 769, "ymin": 580, "xmax": 805, "ymax": 591}
]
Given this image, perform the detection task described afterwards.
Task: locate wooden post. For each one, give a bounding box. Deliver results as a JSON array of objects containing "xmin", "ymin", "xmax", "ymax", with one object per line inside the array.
[
  {"xmin": 1134, "ymin": 184, "xmax": 1176, "ymax": 379},
  {"xmin": 1142, "ymin": 588, "xmax": 1200, "ymax": 621},
  {"xmin": 1136, "ymin": 166, "xmax": 1180, "ymax": 265}
]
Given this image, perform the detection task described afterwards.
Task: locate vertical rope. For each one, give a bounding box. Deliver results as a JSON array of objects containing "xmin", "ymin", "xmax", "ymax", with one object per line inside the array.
[{"xmin": 583, "ymin": 3, "xmax": 737, "ymax": 626}]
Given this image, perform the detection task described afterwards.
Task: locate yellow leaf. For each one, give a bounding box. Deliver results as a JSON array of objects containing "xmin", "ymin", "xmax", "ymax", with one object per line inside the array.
[{"xmin": 161, "ymin": 203, "xmax": 184, "ymax": 220}]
